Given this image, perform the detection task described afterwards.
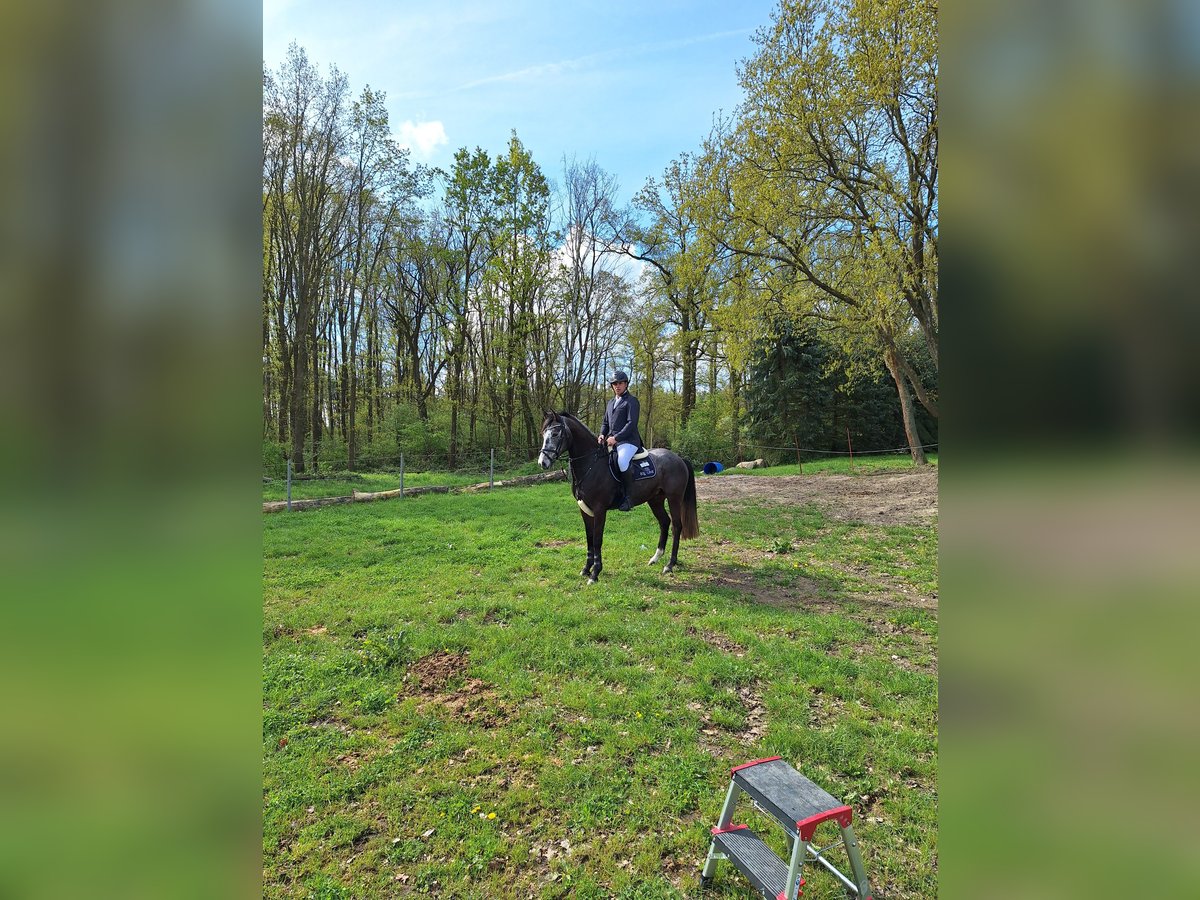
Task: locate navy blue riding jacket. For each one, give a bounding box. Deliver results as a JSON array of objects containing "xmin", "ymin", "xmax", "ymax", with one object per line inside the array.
[{"xmin": 601, "ymin": 393, "xmax": 643, "ymax": 449}]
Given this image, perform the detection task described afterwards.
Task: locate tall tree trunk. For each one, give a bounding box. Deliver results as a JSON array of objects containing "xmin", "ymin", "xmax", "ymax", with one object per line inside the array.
[
  {"xmin": 262, "ymin": 306, "xmax": 272, "ymax": 437},
  {"xmin": 643, "ymin": 366, "xmax": 654, "ymax": 447},
  {"xmin": 730, "ymin": 368, "xmax": 742, "ymax": 460},
  {"xmin": 348, "ymin": 364, "xmax": 357, "ymax": 469},
  {"xmin": 289, "ymin": 293, "xmax": 310, "ymax": 473},
  {"xmin": 681, "ymin": 344, "xmax": 698, "ymax": 427},
  {"xmin": 364, "ymin": 305, "xmax": 374, "ymax": 447},
  {"xmin": 276, "ymin": 287, "xmax": 291, "ymax": 446},
  {"xmin": 311, "ymin": 316, "xmax": 322, "ymax": 472},
  {"xmin": 884, "ymin": 346, "xmax": 928, "ymax": 465}
]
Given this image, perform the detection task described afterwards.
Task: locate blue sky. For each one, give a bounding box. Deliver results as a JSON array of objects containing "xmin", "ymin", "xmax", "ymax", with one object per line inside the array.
[{"xmin": 264, "ymin": 0, "xmax": 778, "ymax": 205}]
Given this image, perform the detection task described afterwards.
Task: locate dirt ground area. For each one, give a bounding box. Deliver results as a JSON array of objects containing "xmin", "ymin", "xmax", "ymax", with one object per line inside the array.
[{"xmin": 694, "ymin": 466, "xmax": 938, "ymax": 526}]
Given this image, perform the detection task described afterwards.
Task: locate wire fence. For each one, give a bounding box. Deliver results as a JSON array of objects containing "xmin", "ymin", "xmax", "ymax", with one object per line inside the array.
[
  {"xmin": 263, "ymin": 439, "xmax": 938, "ymax": 511},
  {"xmin": 262, "ymin": 440, "xmax": 939, "ymax": 482},
  {"xmin": 711, "ymin": 442, "xmax": 940, "ymax": 457},
  {"xmin": 263, "ymin": 446, "xmax": 557, "ymax": 511}
]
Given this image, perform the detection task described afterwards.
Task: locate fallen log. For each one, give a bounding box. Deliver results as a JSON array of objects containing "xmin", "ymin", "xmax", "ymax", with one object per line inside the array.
[
  {"xmin": 262, "ymin": 495, "xmax": 355, "ymax": 513},
  {"xmin": 352, "ymin": 484, "xmax": 451, "ymax": 502},
  {"xmin": 459, "ymin": 470, "xmax": 566, "ymax": 492}
]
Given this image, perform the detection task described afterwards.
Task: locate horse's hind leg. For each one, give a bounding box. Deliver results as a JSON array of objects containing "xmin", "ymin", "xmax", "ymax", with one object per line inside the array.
[
  {"xmin": 647, "ymin": 497, "xmax": 670, "ymax": 566},
  {"xmin": 580, "ymin": 512, "xmax": 595, "ymax": 578},
  {"xmin": 664, "ymin": 495, "xmax": 684, "ymax": 573}
]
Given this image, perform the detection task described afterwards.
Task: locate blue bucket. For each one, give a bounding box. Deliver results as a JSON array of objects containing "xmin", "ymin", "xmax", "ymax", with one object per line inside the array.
[{"xmin": 702, "ymin": 461, "xmax": 724, "ymax": 475}]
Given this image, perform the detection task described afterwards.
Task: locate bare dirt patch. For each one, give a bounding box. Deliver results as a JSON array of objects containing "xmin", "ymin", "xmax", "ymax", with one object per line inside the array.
[
  {"xmin": 695, "ymin": 467, "xmax": 938, "ymax": 526},
  {"xmin": 404, "ymin": 650, "xmax": 468, "ymax": 692},
  {"xmin": 807, "ymin": 686, "xmax": 854, "ymax": 729},
  {"xmin": 401, "ymin": 651, "xmax": 509, "ymax": 725},
  {"xmin": 842, "ymin": 621, "xmax": 938, "ymax": 675},
  {"xmin": 736, "ymin": 684, "xmax": 768, "ymax": 745},
  {"xmin": 694, "ymin": 682, "xmax": 768, "ymax": 756},
  {"xmin": 429, "ymin": 678, "xmax": 508, "ymax": 726},
  {"xmin": 825, "ymin": 560, "xmax": 938, "ymax": 609},
  {"xmin": 689, "ymin": 626, "xmax": 746, "ymax": 657},
  {"xmin": 698, "ymin": 568, "xmax": 839, "ymax": 614},
  {"xmin": 335, "ymin": 751, "xmax": 365, "ymax": 771}
]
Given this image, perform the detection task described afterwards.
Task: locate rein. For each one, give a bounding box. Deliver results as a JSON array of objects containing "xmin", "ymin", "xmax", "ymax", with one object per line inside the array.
[
  {"xmin": 544, "ymin": 415, "xmax": 608, "ymax": 499},
  {"xmin": 563, "ymin": 445, "xmax": 606, "ymax": 490}
]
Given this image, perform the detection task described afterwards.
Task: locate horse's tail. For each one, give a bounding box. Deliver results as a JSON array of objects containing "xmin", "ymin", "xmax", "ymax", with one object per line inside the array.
[{"xmin": 681, "ymin": 458, "xmax": 700, "ymax": 539}]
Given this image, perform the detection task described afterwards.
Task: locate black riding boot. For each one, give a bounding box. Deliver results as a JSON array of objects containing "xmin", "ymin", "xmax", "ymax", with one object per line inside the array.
[{"xmin": 619, "ymin": 467, "xmax": 635, "ymax": 511}]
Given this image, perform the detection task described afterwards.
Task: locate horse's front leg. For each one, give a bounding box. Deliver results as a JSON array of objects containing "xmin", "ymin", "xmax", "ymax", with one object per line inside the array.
[
  {"xmin": 580, "ymin": 511, "xmax": 595, "ymax": 578},
  {"xmin": 588, "ymin": 509, "xmax": 607, "ymax": 584}
]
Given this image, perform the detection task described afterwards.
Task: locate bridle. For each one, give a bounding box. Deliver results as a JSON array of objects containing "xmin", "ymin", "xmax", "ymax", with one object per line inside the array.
[
  {"xmin": 539, "ymin": 419, "xmax": 571, "ymax": 467},
  {"xmin": 541, "ymin": 417, "xmax": 606, "ymax": 485}
]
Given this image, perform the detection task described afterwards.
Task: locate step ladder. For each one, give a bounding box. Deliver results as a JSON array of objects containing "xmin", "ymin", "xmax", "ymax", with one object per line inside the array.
[{"xmin": 701, "ymin": 756, "xmax": 873, "ymax": 900}]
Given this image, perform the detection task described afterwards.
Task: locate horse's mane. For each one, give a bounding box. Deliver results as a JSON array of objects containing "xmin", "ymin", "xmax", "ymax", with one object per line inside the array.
[{"xmin": 555, "ymin": 411, "xmax": 595, "ymax": 437}]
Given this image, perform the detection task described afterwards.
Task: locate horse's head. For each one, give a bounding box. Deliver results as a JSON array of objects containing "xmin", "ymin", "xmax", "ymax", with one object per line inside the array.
[{"xmin": 538, "ymin": 410, "xmax": 571, "ymax": 469}]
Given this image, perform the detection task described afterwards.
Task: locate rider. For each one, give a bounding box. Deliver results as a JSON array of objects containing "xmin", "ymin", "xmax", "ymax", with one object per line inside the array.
[{"xmin": 598, "ymin": 370, "xmax": 643, "ymax": 511}]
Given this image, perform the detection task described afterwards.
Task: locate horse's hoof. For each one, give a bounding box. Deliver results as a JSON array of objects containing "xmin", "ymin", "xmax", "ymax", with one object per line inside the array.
[
  {"xmin": 580, "ymin": 568, "xmax": 591, "ymax": 577},
  {"xmin": 587, "ymin": 577, "xmax": 597, "ymax": 585},
  {"xmin": 662, "ymin": 564, "xmax": 674, "ymax": 574}
]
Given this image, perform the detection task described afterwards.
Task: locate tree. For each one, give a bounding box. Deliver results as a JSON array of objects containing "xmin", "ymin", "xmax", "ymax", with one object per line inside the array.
[
  {"xmin": 552, "ymin": 156, "xmax": 626, "ymax": 414},
  {"xmin": 745, "ymin": 319, "xmax": 835, "ymax": 463},
  {"xmin": 485, "ymin": 132, "xmax": 554, "ymax": 451},
  {"xmin": 441, "ymin": 148, "xmax": 494, "ymax": 465},
  {"xmin": 625, "ymin": 287, "xmax": 668, "ymax": 444},
  {"xmin": 337, "ymin": 85, "xmax": 420, "ymax": 466},
  {"xmin": 263, "ymin": 43, "xmax": 352, "ymax": 472},
  {"xmin": 618, "ymin": 154, "xmax": 722, "ymax": 427},
  {"xmin": 698, "ymin": 0, "xmax": 937, "ymax": 462}
]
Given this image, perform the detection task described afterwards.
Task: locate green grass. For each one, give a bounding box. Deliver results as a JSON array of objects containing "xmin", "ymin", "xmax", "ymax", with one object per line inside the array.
[
  {"xmin": 715, "ymin": 453, "xmax": 937, "ymax": 477},
  {"xmin": 263, "ymin": 461, "xmax": 546, "ymax": 502},
  {"xmin": 264, "ymin": 478, "xmax": 938, "ymax": 898}
]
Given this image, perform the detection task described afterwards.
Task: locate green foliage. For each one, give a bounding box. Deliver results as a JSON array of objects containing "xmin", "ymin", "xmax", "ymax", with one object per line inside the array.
[
  {"xmin": 672, "ymin": 402, "xmax": 729, "ymax": 465},
  {"xmin": 262, "ymin": 439, "xmax": 289, "ymax": 478},
  {"xmin": 745, "ymin": 320, "xmax": 836, "ymax": 463},
  {"xmin": 742, "ymin": 318, "xmax": 935, "ymax": 460}
]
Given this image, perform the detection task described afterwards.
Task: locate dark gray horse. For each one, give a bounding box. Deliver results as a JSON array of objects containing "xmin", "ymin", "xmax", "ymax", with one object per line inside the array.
[{"xmin": 537, "ymin": 411, "xmax": 699, "ymax": 584}]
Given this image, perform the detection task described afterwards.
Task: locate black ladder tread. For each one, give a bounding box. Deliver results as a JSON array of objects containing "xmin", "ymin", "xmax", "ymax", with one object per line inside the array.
[
  {"xmin": 712, "ymin": 827, "xmax": 792, "ymax": 898},
  {"xmin": 733, "ymin": 758, "xmax": 844, "ymax": 835}
]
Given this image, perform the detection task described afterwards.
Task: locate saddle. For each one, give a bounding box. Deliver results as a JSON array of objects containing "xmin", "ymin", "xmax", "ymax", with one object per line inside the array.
[{"xmin": 608, "ymin": 447, "xmax": 655, "ymax": 482}]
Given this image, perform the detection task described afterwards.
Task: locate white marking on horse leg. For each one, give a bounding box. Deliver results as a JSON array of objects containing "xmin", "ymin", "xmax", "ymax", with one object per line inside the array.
[{"xmin": 648, "ymin": 548, "xmax": 663, "ymax": 565}]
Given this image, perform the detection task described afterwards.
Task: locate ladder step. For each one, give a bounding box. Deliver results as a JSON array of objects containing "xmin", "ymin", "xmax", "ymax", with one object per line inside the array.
[
  {"xmin": 712, "ymin": 827, "xmax": 796, "ymax": 899},
  {"xmin": 732, "ymin": 758, "xmax": 852, "ymax": 839}
]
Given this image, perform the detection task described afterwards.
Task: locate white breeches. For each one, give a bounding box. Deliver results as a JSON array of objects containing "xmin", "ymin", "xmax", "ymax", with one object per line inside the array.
[{"xmin": 615, "ymin": 442, "xmax": 637, "ymax": 472}]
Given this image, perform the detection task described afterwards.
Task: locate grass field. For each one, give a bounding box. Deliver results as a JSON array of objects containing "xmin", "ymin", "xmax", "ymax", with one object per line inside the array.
[{"xmin": 264, "ymin": 476, "xmax": 938, "ymax": 898}]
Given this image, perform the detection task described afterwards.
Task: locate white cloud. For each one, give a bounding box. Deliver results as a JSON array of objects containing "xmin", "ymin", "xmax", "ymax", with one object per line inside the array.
[{"xmin": 395, "ymin": 120, "xmax": 448, "ymax": 160}]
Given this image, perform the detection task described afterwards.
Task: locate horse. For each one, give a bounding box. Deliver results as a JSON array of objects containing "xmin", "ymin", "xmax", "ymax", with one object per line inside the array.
[{"xmin": 537, "ymin": 411, "xmax": 699, "ymax": 584}]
